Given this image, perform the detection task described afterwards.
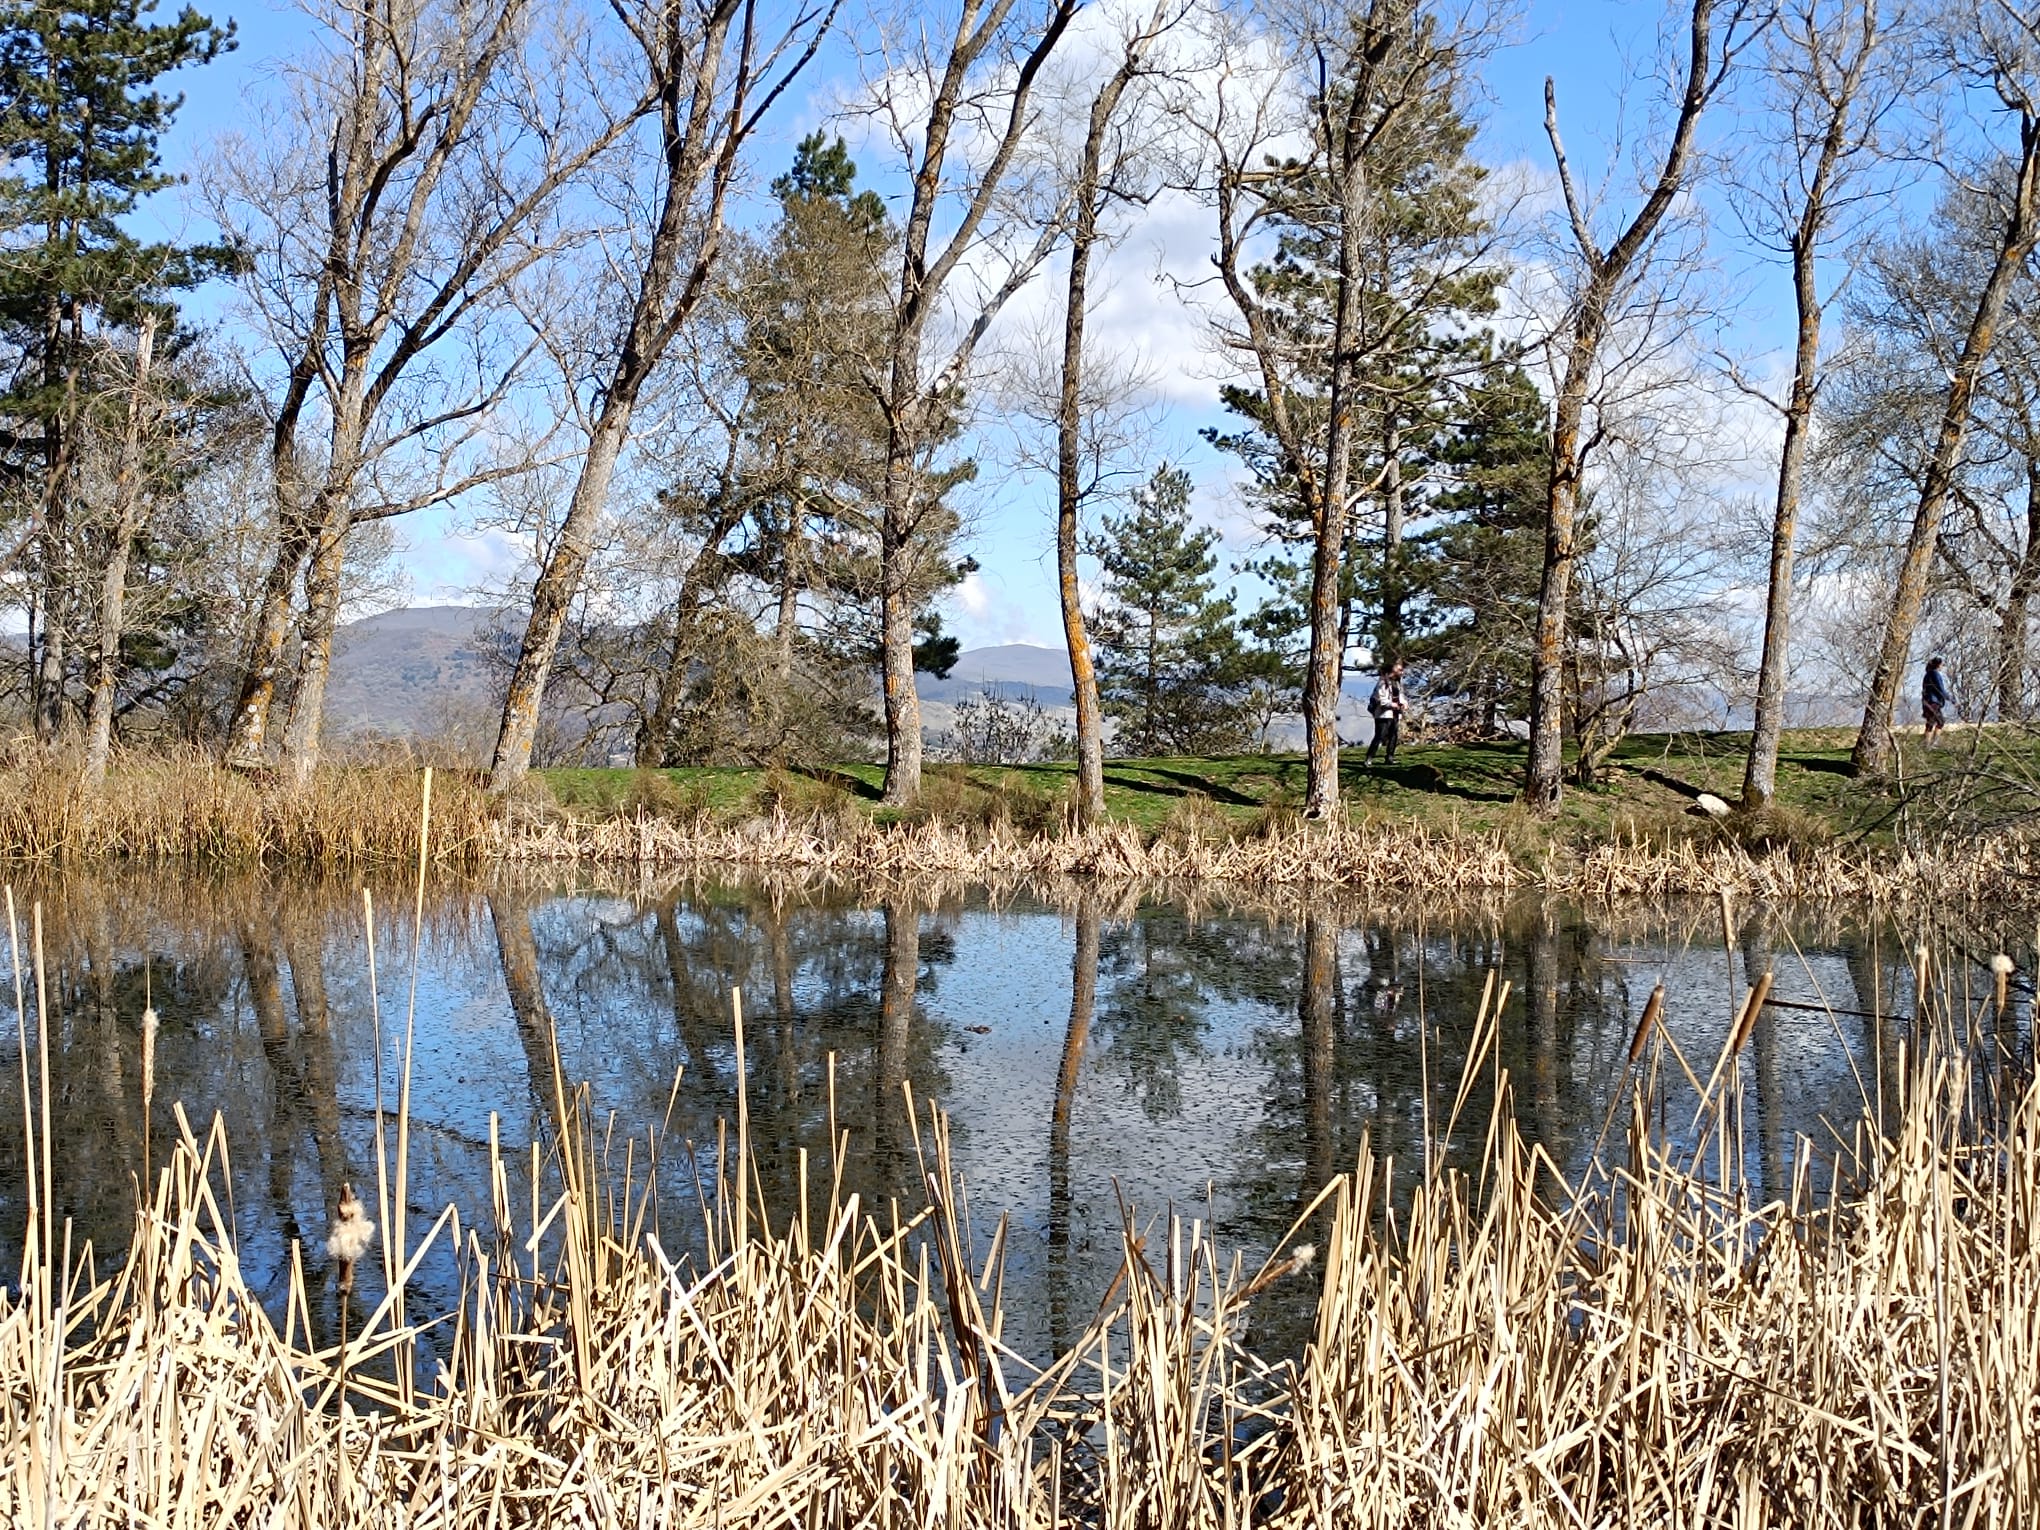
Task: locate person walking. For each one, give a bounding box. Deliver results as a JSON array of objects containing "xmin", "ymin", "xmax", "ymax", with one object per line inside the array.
[
  {"xmin": 1921, "ymin": 656, "xmax": 1952, "ymax": 748},
  {"xmin": 1365, "ymin": 660, "xmax": 1407, "ymax": 766}
]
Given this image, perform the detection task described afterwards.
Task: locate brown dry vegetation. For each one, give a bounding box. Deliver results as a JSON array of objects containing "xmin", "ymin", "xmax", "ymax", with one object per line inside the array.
[
  {"xmin": 3, "ymin": 967, "xmax": 2036, "ymax": 1525},
  {"xmin": 5, "ymin": 751, "xmax": 2040, "ymax": 904}
]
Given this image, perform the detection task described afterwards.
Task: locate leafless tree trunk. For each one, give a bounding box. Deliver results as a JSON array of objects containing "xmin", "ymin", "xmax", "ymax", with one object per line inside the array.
[
  {"xmin": 214, "ymin": 0, "xmax": 642, "ymax": 773},
  {"xmin": 1206, "ymin": 1, "xmax": 1500, "ymax": 819},
  {"xmin": 1852, "ymin": 95, "xmax": 2040, "ymax": 775},
  {"xmin": 82, "ymin": 316, "xmax": 159, "ymax": 789},
  {"xmin": 1744, "ymin": 0, "xmax": 1890, "ymax": 808},
  {"xmin": 867, "ymin": 0, "xmax": 1080, "ymax": 806},
  {"xmin": 1056, "ymin": 11, "xmax": 1174, "ymax": 825},
  {"xmin": 490, "ymin": 0, "xmax": 836, "ymax": 790},
  {"xmin": 1526, "ymin": 0, "xmax": 1752, "ymax": 814},
  {"xmin": 2000, "ymin": 452, "xmax": 2040, "ymax": 717}
]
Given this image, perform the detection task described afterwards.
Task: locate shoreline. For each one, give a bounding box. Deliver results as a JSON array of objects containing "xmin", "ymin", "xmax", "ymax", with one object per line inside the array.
[{"xmin": 1, "ymin": 752, "xmax": 2035, "ymax": 902}]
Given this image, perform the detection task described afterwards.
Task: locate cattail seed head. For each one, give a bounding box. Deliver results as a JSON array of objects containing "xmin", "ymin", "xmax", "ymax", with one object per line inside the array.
[
  {"xmin": 139, "ymin": 1005, "xmax": 157, "ymax": 1113},
  {"xmin": 326, "ymin": 1182, "xmax": 374, "ymax": 1291}
]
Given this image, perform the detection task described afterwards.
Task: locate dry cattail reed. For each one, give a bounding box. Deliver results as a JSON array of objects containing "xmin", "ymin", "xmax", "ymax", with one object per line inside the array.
[
  {"xmin": 1627, "ymin": 981, "xmax": 1666, "ymax": 1063},
  {"xmin": 324, "ymin": 1182, "xmax": 373, "ymax": 1292}
]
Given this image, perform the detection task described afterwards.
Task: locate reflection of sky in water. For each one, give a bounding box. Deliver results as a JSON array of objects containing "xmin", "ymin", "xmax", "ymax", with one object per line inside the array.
[{"xmin": 0, "ymin": 873, "xmax": 2026, "ymax": 1365}]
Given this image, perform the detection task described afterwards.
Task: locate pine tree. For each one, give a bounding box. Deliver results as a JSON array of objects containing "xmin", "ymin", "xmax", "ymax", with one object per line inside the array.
[
  {"xmin": 0, "ymin": 0, "xmax": 234, "ymax": 741},
  {"xmin": 1404, "ymin": 353, "xmax": 1550, "ymax": 735},
  {"xmin": 1090, "ymin": 466, "xmax": 1252, "ymax": 756}
]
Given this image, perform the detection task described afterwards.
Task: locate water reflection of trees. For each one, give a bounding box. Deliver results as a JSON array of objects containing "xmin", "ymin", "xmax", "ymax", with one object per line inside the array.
[
  {"xmin": 514, "ymin": 882, "xmax": 958, "ymax": 1227},
  {"xmin": 2, "ymin": 866, "xmax": 2028, "ymax": 1371}
]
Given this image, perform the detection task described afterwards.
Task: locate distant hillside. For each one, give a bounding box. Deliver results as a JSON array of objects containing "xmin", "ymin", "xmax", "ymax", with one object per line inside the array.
[
  {"xmin": 922, "ymin": 644, "xmax": 1074, "ymax": 702},
  {"xmin": 318, "ymin": 609, "xmax": 1408, "ymax": 752},
  {"xmin": 324, "ymin": 605, "xmax": 508, "ymax": 740}
]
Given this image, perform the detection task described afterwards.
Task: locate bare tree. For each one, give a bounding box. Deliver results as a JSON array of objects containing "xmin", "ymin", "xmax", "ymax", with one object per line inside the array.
[
  {"xmin": 858, "ymin": 0, "xmax": 1084, "ymax": 806},
  {"xmin": 488, "ymin": 0, "xmax": 840, "ymax": 792},
  {"xmin": 212, "ymin": 0, "xmax": 645, "ymax": 784},
  {"xmin": 1850, "ymin": 0, "xmax": 2040, "ymax": 776},
  {"xmin": 1203, "ymin": 0, "xmax": 1508, "ymax": 820},
  {"xmin": 80, "ymin": 317, "xmax": 158, "ymax": 787},
  {"xmin": 1037, "ymin": 3, "xmax": 1186, "ymax": 823},
  {"xmin": 1739, "ymin": 0, "xmax": 1899, "ymax": 808},
  {"xmin": 1523, "ymin": 0, "xmax": 1764, "ymax": 814}
]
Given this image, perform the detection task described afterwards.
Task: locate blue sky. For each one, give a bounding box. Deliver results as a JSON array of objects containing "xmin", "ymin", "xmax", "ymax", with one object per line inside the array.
[{"xmin": 152, "ymin": 0, "xmax": 1807, "ymax": 650}]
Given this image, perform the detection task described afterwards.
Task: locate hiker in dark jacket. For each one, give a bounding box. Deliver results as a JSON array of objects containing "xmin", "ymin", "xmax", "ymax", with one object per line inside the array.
[
  {"xmin": 1365, "ymin": 661, "xmax": 1406, "ymax": 765},
  {"xmin": 1921, "ymin": 657, "xmax": 1952, "ymax": 748}
]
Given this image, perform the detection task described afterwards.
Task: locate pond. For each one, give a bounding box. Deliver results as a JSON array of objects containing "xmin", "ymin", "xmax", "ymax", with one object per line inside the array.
[{"xmin": 0, "ymin": 868, "xmax": 2027, "ymax": 1366}]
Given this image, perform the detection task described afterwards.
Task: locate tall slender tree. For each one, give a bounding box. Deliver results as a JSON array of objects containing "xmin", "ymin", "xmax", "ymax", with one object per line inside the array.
[
  {"xmin": 1850, "ymin": 2, "xmax": 2040, "ymax": 777},
  {"xmin": 1741, "ymin": 0, "xmax": 1894, "ymax": 809},
  {"xmin": 861, "ymin": 0, "xmax": 1082, "ymax": 806},
  {"xmin": 0, "ymin": 0, "xmax": 233, "ymax": 745},
  {"xmin": 1050, "ymin": 2, "xmax": 1180, "ymax": 825},
  {"xmin": 1205, "ymin": 0, "xmax": 1504, "ymax": 819},
  {"xmin": 488, "ymin": 0, "xmax": 842, "ymax": 791},
  {"xmin": 1524, "ymin": 0, "xmax": 1761, "ymax": 813}
]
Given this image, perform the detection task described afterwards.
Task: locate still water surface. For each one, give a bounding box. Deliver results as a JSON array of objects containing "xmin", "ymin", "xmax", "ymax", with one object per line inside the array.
[{"xmin": 0, "ymin": 870, "xmax": 2026, "ymax": 1363}]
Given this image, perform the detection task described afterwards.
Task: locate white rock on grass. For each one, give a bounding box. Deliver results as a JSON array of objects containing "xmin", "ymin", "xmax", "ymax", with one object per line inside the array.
[{"xmin": 1694, "ymin": 793, "xmax": 1731, "ymax": 819}]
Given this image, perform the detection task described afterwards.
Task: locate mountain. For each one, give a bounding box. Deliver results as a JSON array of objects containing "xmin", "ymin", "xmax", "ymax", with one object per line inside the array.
[
  {"xmin": 323, "ymin": 605, "xmax": 507, "ymax": 741},
  {"xmin": 921, "ymin": 644, "xmax": 1074, "ymax": 702},
  {"xmin": 316, "ymin": 608, "xmax": 1402, "ymax": 754}
]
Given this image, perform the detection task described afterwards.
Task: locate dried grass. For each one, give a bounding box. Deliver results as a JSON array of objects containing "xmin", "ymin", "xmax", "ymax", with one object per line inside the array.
[
  {"xmin": 3, "ymin": 892, "xmax": 2038, "ymax": 1524},
  {"xmin": 6, "ymin": 750, "xmax": 2040, "ymax": 907},
  {"xmin": 0, "ymin": 748, "xmax": 496, "ymax": 866}
]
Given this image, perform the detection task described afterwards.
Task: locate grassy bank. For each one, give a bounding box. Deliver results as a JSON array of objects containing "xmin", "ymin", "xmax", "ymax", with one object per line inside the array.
[
  {"xmin": 4, "ymin": 975, "xmax": 2035, "ymax": 1523},
  {"xmin": 542, "ymin": 726, "xmax": 1903, "ymax": 839},
  {"xmin": 1, "ymin": 730, "xmax": 2036, "ymax": 899}
]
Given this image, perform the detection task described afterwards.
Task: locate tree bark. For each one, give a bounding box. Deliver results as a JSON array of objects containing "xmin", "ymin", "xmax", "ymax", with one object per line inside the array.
[
  {"xmin": 1054, "ymin": 51, "xmax": 1141, "ymax": 827},
  {"xmin": 1379, "ymin": 416, "xmax": 1405, "ymax": 655},
  {"xmin": 1851, "ymin": 117, "xmax": 2040, "ymax": 777},
  {"xmin": 278, "ymin": 504, "xmax": 352, "ymax": 787},
  {"xmin": 1743, "ymin": 3, "xmax": 1880, "ymax": 807},
  {"xmin": 83, "ymin": 316, "xmax": 158, "ymax": 789},
  {"xmin": 491, "ymin": 0, "xmax": 765, "ymax": 791},
  {"xmin": 493, "ymin": 416, "xmax": 634, "ymax": 785},
  {"xmin": 1999, "ymin": 456, "xmax": 2040, "ymax": 720},
  {"xmin": 1528, "ymin": 2, "xmax": 1728, "ymax": 813},
  {"xmin": 1299, "ymin": 59, "xmax": 1378, "ymax": 821}
]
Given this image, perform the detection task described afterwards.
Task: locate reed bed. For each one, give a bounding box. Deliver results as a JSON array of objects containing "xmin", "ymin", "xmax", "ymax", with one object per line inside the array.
[
  {"xmin": 4, "ymin": 926, "xmax": 2038, "ymax": 1524},
  {"xmin": 6, "ymin": 750, "xmax": 2040, "ymax": 906},
  {"xmin": 0, "ymin": 749, "xmax": 497, "ymax": 866}
]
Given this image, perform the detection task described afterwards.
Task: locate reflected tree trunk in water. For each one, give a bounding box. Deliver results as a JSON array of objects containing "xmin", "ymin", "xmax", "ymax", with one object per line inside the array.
[
  {"xmin": 241, "ymin": 921, "xmax": 306, "ymax": 1251},
  {"xmin": 765, "ymin": 898, "xmax": 800, "ymax": 1110},
  {"xmin": 1299, "ymin": 912, "xmax": 1337, "ymax": 1210},
  {"xmin": 874, "ymin": 901, "xmax": 919, "ymax": 1204},
  {"xmin": 654, "ymin": 900, "xmax": 721, "ymax": 1091},
  {"xmin": 81, "ymin": 907, "xmax": 135, "ymax": 1168},
  {"xmin": 489, "ymin": 895, "xmax": 566, "ymax": 1146},
  {"xmin": 1741, "ymin": 912, "xmax": 1784, "ymax": 1197},
  {"xmin": 281, "ymin": 906, "xmax": 347, "ymax": 1216},
  {"xmin": 1523, "ymin": 916, "xmax": 1562, "ymax": 1157},
  {"xmin": 1846, "ymin": 933, "xmax": 1900, "ymax": 1139},
  {"xmin": 1048, "ymin": 888, "xmax": 1099, "ymax": 1360}
]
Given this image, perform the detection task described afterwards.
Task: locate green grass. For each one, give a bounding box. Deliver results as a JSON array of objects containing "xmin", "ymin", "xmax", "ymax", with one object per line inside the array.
[{"xmin": 537, "ymin": 726, "xmax": 2034, "ymax": 847}]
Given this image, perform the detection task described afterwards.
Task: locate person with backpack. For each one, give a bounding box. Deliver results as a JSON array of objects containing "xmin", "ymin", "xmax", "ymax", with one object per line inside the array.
[{"xmin": 1365, "ymin": 660, "xmax": 1407, "ymax": 766}]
